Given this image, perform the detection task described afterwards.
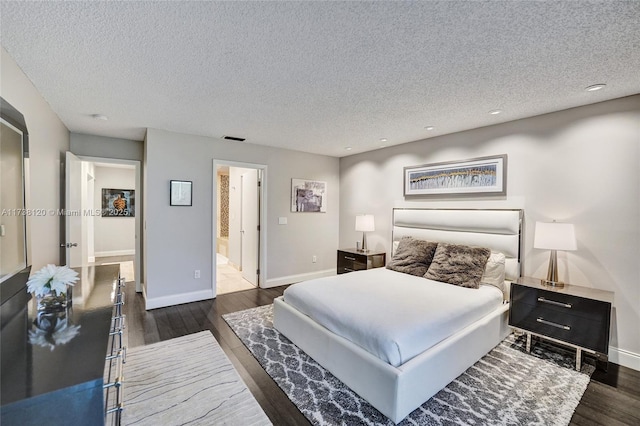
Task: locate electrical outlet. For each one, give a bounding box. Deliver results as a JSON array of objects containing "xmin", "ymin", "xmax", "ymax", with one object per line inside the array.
[
  {"xmin": 194, "ymin": 270, "xmax": 200, "ymax": 279},
  {"xmin": 312, "ymin": 255, "xmax": 317, "ymax": 263}
]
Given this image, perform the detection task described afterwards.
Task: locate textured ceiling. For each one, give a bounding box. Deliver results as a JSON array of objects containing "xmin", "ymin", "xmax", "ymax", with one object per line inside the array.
[{"xmin": 1, "ymin": 1, "xmax": 639, "ymax": 157}]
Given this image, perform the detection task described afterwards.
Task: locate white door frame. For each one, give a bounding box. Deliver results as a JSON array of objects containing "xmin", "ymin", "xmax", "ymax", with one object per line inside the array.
[
  {"xmin": 212, "ymin": 159, "xmax": 267, "ymax": 296},
  {"xmin": 74, "ymin": 155, "xmax": 142, "ymax": 292}
]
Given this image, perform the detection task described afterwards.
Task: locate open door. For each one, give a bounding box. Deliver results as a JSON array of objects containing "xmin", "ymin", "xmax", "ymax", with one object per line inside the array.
[
  {"xmin": 64, "ymin": 151, "xmax": 83, "ymax": 267},
  {"xmin": 240, "ymin": 169, "xmax": 259, "ymax": 286}
]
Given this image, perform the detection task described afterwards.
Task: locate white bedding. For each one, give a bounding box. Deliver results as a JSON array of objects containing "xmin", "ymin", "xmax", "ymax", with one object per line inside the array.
[{"xmin": 283, "ymin": 267, "xmax": 503, "ymax": 367}]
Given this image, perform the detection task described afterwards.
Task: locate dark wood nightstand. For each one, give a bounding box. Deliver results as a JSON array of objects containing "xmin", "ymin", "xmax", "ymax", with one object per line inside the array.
[
  {"xmin": 337, "ymin": 249, "xmax": 386, "ymax": 275},
  {"xmin": 509, "ymin": 276, "xmax": 613, "ymax": 371}
]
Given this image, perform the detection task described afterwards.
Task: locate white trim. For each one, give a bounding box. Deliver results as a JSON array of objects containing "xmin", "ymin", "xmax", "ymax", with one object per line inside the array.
[
  {"xmin": 609, "ymin": 346, "xmax": 640, "ymax": 371},
  {"xmin": 145, "ymin": 289, "xmax": 214, "ymax": 310},
  {"xmin": 95, "ymin": 249, "xmax": 135, "ymax": 257},
  {"xmin": 264, "ymin": 269, "xmax": 335, "ymax": 288}
]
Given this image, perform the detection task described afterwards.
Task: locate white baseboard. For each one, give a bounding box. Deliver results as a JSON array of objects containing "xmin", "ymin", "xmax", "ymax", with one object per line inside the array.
[
  {"xmin": 264, "ymin": 269, "xmax": 335, "ymax": 288},
  {"xmin": 95, "ymin": 249, "xmax": 135, "ymax": 257},
  {"xmin": 609, "ymin": 345, "xmax": 640, "ymax": 371},
  {"xmin": 145, "ymin": 289, "xmax": 214, "ymax": 310}
]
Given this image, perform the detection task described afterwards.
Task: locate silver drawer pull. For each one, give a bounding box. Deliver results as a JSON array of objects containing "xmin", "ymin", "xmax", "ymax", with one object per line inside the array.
[
  {"xmin": 110, "ymin": 328, "xmax": 124, "ymax": 337},
  {"xmin": 105, "ymin": 403, "xmax": 124, "ymax": 415},
  {"xmin": 105, "ymin": 347, "xmax": 126, "ymax": 361},
  {"xmin": 103, "ymin": 376, "xmax": 123, "ymax": 389},
  {"xmin": 343, "ymin": 268, "xmax": 354, "ymax": 272},
  {"xmin": 344, "ymin": 256, "xmax": 356, "ymax": 261},
  {"xmin": 537, "ymin": 317, "xmax": 571, "ymax": 330},
  {"xmin": 537, "ymin": 297, "xmax": 572, "ymax": 308}
]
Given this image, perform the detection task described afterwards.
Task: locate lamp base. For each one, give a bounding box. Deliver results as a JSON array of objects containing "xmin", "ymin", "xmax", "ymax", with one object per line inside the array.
[
  {"xmin": 540, "ymin": 279, "xmax": 566, "ymax": 288},
  {"xmin": 542, "ymin": 250, "xmax": 565, "ymax": 288}
]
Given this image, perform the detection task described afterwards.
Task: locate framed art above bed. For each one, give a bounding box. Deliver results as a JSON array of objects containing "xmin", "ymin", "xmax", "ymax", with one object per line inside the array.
[{"xmin": 404, "ymin": 154, "xmax": 507, "ymax": 197}]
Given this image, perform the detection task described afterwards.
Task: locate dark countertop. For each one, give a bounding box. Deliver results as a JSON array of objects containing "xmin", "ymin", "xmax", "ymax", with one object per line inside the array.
[{"xmin": 1, "ymin": 265, "xmax": 119, "ymax": 425}]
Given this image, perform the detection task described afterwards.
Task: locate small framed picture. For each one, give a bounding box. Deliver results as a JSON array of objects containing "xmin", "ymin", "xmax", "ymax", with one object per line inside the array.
[
  {"xmin": 291, "ymin": 178, "xmax": 327, "ymax": 213},
  {"xmin": 101, "ymin": 188, "xmax": 135, "ymax": 217},
  {"xmin": 170, "ymin": 180, "xmax": 192, "ymax": 206}
]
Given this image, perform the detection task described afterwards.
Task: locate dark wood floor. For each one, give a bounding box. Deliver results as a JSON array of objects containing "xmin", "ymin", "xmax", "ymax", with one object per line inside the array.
[{"xmin": 124, "ymin": 284, "xmax": 640, "ymax": 425}]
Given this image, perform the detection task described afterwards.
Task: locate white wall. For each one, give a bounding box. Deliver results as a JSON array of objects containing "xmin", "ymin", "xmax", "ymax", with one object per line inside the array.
[
  {"xmin": 93, "ymin": 166, "xmax": 136, "ymax": 256},
  {"xmin": 1, "ymin": 47, "xmax": 70, "ymax": 269},
  {"xmin": 144, "ymin": 128, "xmax": 340, "ymax": 308},
  {"xmin": 340, "ymin": 95, "xmax": 640, "ymax": 369},
  {"xmin": 71, "ymin": 133, "xmax": 143, "ymax": 162}
]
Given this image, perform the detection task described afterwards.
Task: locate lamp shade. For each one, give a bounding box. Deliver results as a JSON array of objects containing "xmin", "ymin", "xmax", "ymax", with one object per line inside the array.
[
  {"xmin": 355, "ymin": 214, "xmax": 375, "ymax": 232},
  {"xmin": 533, "ymin": 221, "xmax": 577, "ymax": 251}
]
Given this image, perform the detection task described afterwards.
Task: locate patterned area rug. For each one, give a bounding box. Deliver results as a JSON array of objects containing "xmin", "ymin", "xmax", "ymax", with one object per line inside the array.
[
  {"xmin": 223, "ymin": 305, "xmax": 594, "ymax": 426},
  {"xmin": 123, "ymin": 331, "xmax": 271, "ymax": 426}
]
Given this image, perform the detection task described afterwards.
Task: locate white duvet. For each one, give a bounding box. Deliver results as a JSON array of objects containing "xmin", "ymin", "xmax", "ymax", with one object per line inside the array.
[{"xmin": 283, "ymin": 268, "xmax": 503, "ymax": 367}]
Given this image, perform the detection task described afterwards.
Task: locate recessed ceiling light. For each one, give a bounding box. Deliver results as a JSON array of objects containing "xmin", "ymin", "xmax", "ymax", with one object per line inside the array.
[
  {"xmin": 345, "ymin": 147, "xmax": 352, "ymax": 151},
  {"xmin": 585, "ymin": 84, "xmax": 606, "ymax": 92},
  {"xmin": 488, "ymin": 109, "xmax": 502, "ymax": 115},
  {"xmin": 425, "ymin": 126, "xmax": 435, "ymax": 131},
  {"xmin": 92, "ymin": 114, "xmax": 108, "ymax": 121},
  {"xmin": 380, "ymin": 138, "xmax": 388, "ymax": 143}
]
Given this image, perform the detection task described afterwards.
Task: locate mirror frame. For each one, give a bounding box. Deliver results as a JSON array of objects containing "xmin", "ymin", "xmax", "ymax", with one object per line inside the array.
[{"xmin": 1, "ymin": 97, "xmax": 30, "ymax": 285}]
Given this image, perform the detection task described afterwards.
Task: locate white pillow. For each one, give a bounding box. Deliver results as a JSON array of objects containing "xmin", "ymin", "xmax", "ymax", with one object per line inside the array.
[{"xmin": 481, "ymin": 252, "xmax": 506, "ymax": 293}]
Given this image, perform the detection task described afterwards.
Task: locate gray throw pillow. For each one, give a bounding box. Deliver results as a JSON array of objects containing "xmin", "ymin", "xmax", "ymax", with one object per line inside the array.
[
  {"xmin": 386, "ymin": 236, "xmax": 438, "ymax": 277},
  {"xmin": 424, "ymin": 243, "xmax": 491, "ymax": 288}
]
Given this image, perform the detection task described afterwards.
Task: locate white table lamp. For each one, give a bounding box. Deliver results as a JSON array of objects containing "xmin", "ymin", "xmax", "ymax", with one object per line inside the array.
[
  {"xmin": 534, "ymin": 221, "xmax": 577, "ymax": 287},
  {"xmin": 355, "ymin": 214, "xmax": 375, "ymax": 252}
]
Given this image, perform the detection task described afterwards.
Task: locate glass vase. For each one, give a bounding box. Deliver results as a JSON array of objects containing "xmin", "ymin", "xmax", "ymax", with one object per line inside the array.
[{"xmin": 36, "ymin": 290, "xmax": 67, "ymax": 312}]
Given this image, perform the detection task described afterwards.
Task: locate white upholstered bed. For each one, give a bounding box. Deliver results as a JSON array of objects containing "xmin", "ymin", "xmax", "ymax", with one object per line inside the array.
[{"xmin": 273, "ymin": 208, "xmax": 523, "ymax": 423}]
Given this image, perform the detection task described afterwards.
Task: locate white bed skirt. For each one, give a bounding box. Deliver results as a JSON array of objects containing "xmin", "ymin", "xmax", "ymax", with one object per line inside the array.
[{"xmin": 273, "ymin": 296, "xmax": 511, "ymax": 424}]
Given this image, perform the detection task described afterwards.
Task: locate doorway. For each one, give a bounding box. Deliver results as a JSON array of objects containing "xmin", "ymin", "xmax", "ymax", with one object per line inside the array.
[
  {"xmin": 213, "ymin": 161, "xmax": 265, "ymax": 295},
  {"xmin": 64, "ymin": 153, "xmax": 141, "ymax": 291}
]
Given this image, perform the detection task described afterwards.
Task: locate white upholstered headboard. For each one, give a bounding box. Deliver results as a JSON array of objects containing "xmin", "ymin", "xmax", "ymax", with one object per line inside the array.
[{"xmin": 392, "ymin": 208, "xmax": 523, "ymax": 281}]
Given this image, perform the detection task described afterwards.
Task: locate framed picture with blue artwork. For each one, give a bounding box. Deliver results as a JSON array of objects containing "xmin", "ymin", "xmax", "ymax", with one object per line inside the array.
[{"xmin": 403, "ymin": 154, "xmax": 507, "ymax": 197}]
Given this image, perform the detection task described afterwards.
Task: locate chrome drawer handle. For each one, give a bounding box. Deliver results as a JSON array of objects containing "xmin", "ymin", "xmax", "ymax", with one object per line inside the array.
[
  {"xmin": 344, "ymin": 256, "xmax": 356, "ymax": 261},
  {"xmin": 105, "ymin": 403, "xmax": 124, "ymax": 415},
  {"xmin": 343, "ymin": 268, "xmax": 354, "ymax": 272},
  {"xmin": 110, "ymin": 328, "xmax": 124, "ymax": 337},
  {"xmin": 103, "ymin": 376, "xmax": 123, "ymax": 389},
  {"xmin": 537, "ymin": 317, "xmax": 571, "ymax": 330},
  {"xmin": 105, "ymin": 347, "xmax": 126, "ymax": 361},
  {"xmin": 537, "ymin": 297, "xmax": 572, "ymax": 309}
]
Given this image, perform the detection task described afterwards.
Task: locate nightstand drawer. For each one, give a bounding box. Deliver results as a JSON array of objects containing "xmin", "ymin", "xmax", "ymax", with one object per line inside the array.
[
  {"xmin": 337, "ymin": 249, "xmax": 386, "ymax": 275},
  {"xmin": 338, "ymin": 253, "xmax": 366, "ymax": 273},
  {"xmin": 511, "ymin": 285, "xmax": 609, "ymax": 323},
  {"xmin": 509, "ymin": 282, "xmax": 611, "ymax": 354},
  {"xmin": 509, "ymin": 302, "xmax": 609, "ymax": 353}
]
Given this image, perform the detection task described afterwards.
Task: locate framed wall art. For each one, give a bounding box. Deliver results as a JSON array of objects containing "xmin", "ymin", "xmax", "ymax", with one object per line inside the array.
[
  {"xmin": 291, "ymin": 178, "xmax": 327, "ymax": 212},
  {"xmin": 102, "ymin": 189, "xmax": 135, "ymax": 217},
  {"xmin": 404, "ymin": 154, "xmax": 507, "ymax": 197},
  {"xmin": 170, "ymin": 180, "xmax": 192, "ymax": 206}
]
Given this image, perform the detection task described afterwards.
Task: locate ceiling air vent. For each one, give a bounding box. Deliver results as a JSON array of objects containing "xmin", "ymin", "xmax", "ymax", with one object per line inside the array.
[{"xmin": 222, "ymin": 135, "xmax": 246, "ymax": 142}]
